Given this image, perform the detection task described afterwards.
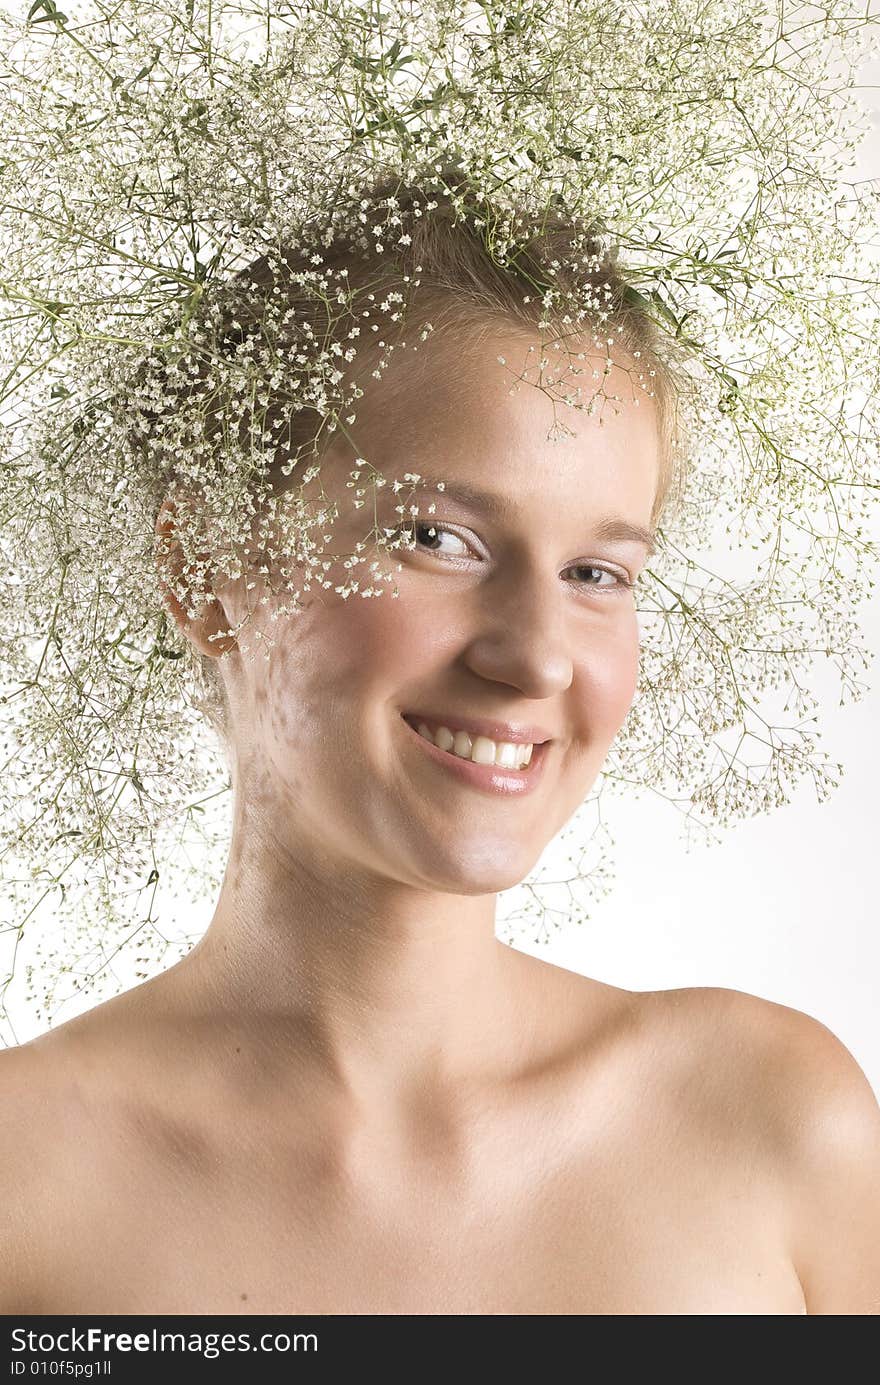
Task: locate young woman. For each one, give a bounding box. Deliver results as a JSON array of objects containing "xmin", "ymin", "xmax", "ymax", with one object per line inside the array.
[{"xmin": 2, "ymin": 187, "xmax": 879, "ymax": 1316}]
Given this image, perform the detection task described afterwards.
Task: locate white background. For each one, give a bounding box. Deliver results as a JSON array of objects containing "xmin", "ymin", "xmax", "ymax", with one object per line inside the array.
[{"xmin": 3, "ymin": 7, "xmax": 879, "ymax": 1102}]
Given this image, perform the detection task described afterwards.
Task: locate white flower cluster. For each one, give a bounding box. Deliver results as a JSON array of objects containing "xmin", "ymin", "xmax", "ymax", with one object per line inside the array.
[{"xmin": 0, "ymin": 0, "xmax": 878, "ymax": 1019}]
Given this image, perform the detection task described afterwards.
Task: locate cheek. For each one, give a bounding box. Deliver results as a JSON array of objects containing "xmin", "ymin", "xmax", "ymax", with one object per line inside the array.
[
  {"xmin": 323, "ymin": 587, "xmax": 437, "ymax": 688},
  {"xmin": 260, "ymin": 586, "xmax": 431, "ymax": 738},
  {"xmin": 577, "ymin": 617, "xmax": 642, "ymax": 737}
]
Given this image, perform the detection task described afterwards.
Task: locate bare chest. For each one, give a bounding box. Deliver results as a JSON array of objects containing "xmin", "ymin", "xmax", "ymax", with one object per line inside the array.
[{"xmin": 26, "ymin": 1097, "xmax": 805, "ymax": 1315}]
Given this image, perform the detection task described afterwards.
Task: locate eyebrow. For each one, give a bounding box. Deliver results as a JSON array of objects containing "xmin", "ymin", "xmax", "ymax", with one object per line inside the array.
[{"xmin": 393, "ymin": 474, "xmax": 657, "ymax": 557}]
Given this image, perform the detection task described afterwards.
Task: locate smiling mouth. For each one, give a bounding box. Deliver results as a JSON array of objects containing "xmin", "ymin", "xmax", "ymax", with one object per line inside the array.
[
  {"xmin": 399, "ymin": 712, "xmax": 551, "ymax": 795},
  {"xmin": 401, "ymin": 713, "xmax": 536, "ymax": 768}
]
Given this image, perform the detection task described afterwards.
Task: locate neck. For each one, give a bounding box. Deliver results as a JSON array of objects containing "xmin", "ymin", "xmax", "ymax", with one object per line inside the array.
[{"xmin": 164, "ymin": 791, "xmax": 551, "ymax": 1111}]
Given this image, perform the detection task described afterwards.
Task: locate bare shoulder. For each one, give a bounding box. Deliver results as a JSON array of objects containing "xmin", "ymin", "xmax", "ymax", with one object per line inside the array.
[
  {"xmin": 633, "ymin": 982, "xmax": 876, "ymax": 1090},
  {"xmin": 0, "ymin": 981, "xmax": 223, "ymax": 1314},
  {"xmin": 0, "ymin": 1029, "xmax": 78, "ymax": 1167},
  {"xmin": 0, "ymin": 1005, "xmax": 144, "ymax": 1312},
  {"xmin": 0, "ymin": 1034, "xmax": 78, "ymax": 1311},
  {"xmin": 637, "ymin": 984, "xmax": 880, "ymax": 1314}
]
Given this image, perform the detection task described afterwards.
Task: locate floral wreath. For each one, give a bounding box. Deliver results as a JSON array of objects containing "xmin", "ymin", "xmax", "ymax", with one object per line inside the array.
[{"xmin": 1, "ymin": 0, "xmax": 878, "ymax": 1030}]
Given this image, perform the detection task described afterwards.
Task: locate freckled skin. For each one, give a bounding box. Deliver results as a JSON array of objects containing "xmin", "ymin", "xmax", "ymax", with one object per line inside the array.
[{"xmin": 0, "ymin": 330, "xmax": 807, "ymax": 1314}]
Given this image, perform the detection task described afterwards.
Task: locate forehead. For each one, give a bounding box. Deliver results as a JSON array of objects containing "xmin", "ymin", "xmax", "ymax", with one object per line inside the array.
[{"xmin": 323, "ymin": 323, "xmax": 660, "ymax": 518}]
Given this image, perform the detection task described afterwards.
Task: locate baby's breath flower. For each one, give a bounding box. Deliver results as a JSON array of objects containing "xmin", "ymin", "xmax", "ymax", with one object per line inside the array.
[{"xmin": 0, "ymin": 0, "xmax": 878, "ymax": 1018}]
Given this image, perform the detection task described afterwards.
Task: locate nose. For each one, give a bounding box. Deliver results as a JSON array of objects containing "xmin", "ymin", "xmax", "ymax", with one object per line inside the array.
[{"xmin": 460, "ymin": 568, "xmax": 575, "ymax": 699}]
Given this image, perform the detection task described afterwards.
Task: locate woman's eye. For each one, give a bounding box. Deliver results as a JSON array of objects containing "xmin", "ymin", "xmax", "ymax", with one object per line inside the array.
[
  {"xmin": 569, "ymin": 564, "xmax": 634, "ymax": 593},
  {"xmin": 400, "ymin": 521, "xmax": 472, "ymax": 559},
  {"xmin": 397, "ymin": 521, "xmax": 632, "ymax": 594}
]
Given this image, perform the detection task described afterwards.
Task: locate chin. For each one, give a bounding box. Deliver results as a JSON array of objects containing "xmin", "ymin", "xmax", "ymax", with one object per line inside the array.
[{"xmin": 411, "ymin": 840, "xmax": 538, "ymax": 895}]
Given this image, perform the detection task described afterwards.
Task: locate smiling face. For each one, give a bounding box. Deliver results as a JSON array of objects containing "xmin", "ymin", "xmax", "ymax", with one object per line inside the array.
[{"xmin": 195, "ymin": 323, "xmax": 660, "ymax": 895}]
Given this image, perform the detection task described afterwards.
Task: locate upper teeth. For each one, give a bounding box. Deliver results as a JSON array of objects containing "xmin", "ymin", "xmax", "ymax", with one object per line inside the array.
[{"xmin": 412, "ymin": 720, "xmax": 534, "ymax": 769}]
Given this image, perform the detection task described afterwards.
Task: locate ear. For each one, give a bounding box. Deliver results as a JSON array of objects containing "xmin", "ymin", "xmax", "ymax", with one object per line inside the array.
[{"xmin": 154, "ymin": 495, "xmax": 238, "ymax": 657}]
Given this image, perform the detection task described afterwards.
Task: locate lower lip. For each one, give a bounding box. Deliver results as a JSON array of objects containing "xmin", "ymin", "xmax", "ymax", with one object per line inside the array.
[{"xmin": 399, "ymin": 715, "xmax": 551, "ymax": 797}]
